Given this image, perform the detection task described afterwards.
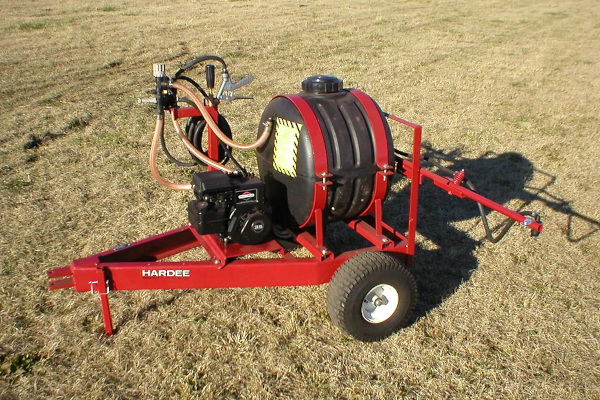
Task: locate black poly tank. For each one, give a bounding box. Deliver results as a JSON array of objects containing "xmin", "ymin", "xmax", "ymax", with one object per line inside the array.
[{"xmin": 255, "ymin": 76, "xmax": 393, "ymax": 228}]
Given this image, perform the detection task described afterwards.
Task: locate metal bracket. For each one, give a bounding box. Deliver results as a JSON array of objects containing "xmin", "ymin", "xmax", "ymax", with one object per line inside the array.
[
  {"xmin": 379, "ymin": 164, "xmax": 395, "ymax": 182},
  {"xmin": 520, "ymin": 218, "xmax": 533, "ymax": 227},
  {"xmin": 89, "ymin": 280, "xmax": 111, "ymax": 296}
]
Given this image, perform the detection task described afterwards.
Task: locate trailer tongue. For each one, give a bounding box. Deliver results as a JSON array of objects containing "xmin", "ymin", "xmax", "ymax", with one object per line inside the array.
[{"xmin": 47, "ymin": 56, "xmax": 542, "ymax": 341}]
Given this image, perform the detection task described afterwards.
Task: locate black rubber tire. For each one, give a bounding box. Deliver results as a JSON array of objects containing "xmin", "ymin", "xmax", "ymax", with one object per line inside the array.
[{"xmin": 327, "ymin": 251, "xmax": 417, "ymax": 342}]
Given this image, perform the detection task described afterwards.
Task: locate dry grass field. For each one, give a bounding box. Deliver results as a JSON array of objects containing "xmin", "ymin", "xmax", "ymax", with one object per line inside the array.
[{"xmin": 1, "ymin": 0, "xmax": 599, "ymax": 398}]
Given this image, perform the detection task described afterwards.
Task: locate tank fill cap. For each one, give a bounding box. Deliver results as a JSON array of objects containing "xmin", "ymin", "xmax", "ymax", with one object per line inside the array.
[{"xmin": 302, "ymin": 75, "xmax": 343, "ymax": 94}]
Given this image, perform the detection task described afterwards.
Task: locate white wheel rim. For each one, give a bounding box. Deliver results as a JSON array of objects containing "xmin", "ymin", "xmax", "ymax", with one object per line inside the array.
[{"xmin": 361, "ymin": 284, "xmax": 399, "ymax": 323}]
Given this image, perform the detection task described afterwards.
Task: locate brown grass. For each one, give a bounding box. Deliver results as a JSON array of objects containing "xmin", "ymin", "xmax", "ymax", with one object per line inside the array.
[{"xmin": 1, "ymin": 0, "xmax": 599, "ymax": 398}]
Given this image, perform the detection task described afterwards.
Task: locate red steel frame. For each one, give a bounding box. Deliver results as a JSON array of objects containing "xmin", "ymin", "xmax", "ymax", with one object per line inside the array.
[{"xmin": 47, "ymin": 110, "xmax": 542, "ymax": 336}]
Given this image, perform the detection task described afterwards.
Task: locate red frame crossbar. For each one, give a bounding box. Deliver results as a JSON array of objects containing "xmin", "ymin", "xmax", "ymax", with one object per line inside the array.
[{"xmin": 48, "ymin": 213, "xmax": 414, "ymax": 335}]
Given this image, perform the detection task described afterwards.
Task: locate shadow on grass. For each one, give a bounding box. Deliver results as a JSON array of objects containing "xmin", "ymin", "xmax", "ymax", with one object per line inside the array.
[
  {"xmin": 405, "ymin": 147, "xmax": 537, "ymax": 318},
  {"xmin": 326, "ymin": 145, "xmax": 599, "ymax": 321},
  {"xmin": 421, "ymin": 144, "xmax": 600, "ymax": 244},
  {"xmin": 114, "ymin": 292, "xmax": 187, "ymax": 334}
]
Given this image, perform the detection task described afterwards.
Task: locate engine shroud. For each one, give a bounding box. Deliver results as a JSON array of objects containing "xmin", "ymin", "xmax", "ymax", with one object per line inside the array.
[
  {"xmin": 256, "ymin": 75, "xmax": 394, "ymax": 228},
  {"xmin": 188, "ymin": 171, "xmax": 271, "ymax": 245}
]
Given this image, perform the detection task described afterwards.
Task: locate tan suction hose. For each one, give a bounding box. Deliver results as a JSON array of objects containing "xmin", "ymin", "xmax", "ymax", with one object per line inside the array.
[
  {"xmin": 169, "ymin": 112, "xmax": 234, "ymax": 174},
  {"xmin": 150, "ymin": 117, "xmax": 193, "ymax": 191},
  {"xmin": 170, "ymin": 81, "xmax": 273, "ymax": 151}
]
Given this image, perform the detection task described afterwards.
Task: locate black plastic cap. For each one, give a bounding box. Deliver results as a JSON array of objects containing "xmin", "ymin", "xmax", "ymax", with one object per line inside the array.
[{"xmin": 302, "ymin": 75, "xmax": 343, "ymax": 94}]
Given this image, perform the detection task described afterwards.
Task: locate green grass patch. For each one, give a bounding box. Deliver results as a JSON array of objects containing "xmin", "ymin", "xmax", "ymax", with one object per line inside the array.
[
  {"xmin": 2, "ymin": 178, "xmax": 31, "ymax": 193},
  {"xmin": 65, "ymin": 114, "xmax": 92, "ymax": 131},
  {"xmin": 18, "ymin": 21, "xmax": 49, "ymax": 31},
  {"xmin": 0, "ymin": 354, "xmax": 41, "ymax": 377},
  {"xmin": 99, "ymin": 4, "xmax": 120, "ymax": 12},
  {"xmin": 16, "ymin": 18, "xmax": 69, "ymax": 31}
]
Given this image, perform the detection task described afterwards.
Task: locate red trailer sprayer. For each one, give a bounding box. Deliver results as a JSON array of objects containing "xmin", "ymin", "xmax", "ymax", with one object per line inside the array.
[{"xmin": 47, "ymin": 55, "xmax": 543, "ymax": 341}]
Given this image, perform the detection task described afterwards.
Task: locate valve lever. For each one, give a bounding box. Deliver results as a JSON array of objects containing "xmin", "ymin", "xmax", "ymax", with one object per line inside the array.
[{"xmin": 217, "ymin": 70, "xmax": 253, "ymax": 102}]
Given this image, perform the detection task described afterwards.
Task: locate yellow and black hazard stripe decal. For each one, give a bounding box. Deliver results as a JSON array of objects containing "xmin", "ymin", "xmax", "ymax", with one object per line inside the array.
[{"xmin": 272, "ymin": 117, "xmax": 302, "ymax": 177}]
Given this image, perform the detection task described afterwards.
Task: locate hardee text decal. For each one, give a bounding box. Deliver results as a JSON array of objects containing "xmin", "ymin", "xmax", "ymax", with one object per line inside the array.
[{"xmin": 142, "ymin": 269, "xmax": 190, "ymax": 278}]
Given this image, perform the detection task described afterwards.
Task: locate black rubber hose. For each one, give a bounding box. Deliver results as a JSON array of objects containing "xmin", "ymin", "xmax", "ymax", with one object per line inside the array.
[
  {"xmin": 159, "ymin": 123, "xmax": 197, "ymax": 167},
  {"xmin": 174, "ymin": 75, "xmax": 209, "ymax": 99},
  {"xmin": 184, "ymin": 115, "xmax": 233, "ymax": 166},
  {"xmin": 223, "ymin": 145, "xmax": 247, "ymax": 176},
  {"xmin": 190, "ymin": 118, "xmax": 205, "ymax": 152},
  {"xmin": 172, "ymin": 55, "xmax": 227, "ymax": 79},
  {"xmin": 394, "ymin": 148, "xmax": 412, "ymax": 159}
]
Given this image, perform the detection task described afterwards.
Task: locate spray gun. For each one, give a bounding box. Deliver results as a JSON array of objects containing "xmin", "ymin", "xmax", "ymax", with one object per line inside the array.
[{"xmin": 216, "ymin": 69, "xmax": 253, "ymax": 102}]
